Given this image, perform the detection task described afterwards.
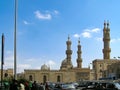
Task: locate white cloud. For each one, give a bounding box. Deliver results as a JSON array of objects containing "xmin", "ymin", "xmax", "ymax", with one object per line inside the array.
[
  {"xmin": 73, "ymin": 34, "xmax": 80, "ymax": 38},
  {"xmin": 23, "ymin": 20, "xmax": 30, "ymax": 25},
  {"xmin": 81, "ymin": 32, "xmax": 91, "ymax": 38},
  {"xmin": 34, "ymin": 10, "xmax": 59, "ymax": 20},
  {"xmin": 85, "ymin": 28, "xmax": 100, "ymax": 33},
  {"xmin": 91, "ymin": 28, "xmax": 100, "ymax": 33},
  {"xmin": 46, "ymin": 60, "xmax": 60, "ymax": 70},
  {"xmin": 80, "ymin": 28, "xmax": 101, "ymax": 38},
  {"xmin": 110, "ymin": 38, "xmax": 120, "ymax": 43},
  {"xmin": 34, "ymin": 10, "xmax": 52, "ymax": 20},
  {"xmin": 46, "ymin": 60, "xmax": 56, "ymax": 66}
]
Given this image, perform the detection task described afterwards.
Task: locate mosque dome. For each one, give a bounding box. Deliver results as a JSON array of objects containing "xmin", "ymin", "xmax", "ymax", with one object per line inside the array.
[
  {"xmin": 41, "ymin": 64, "xmax": 50, "ymax": 70},
  {"xmin": 61, "ymin": 58, "xmax": 67, "ymax": 66}
]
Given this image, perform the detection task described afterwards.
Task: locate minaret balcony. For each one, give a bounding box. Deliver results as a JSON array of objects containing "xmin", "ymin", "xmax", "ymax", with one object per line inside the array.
[
  {"xmin": 66, "ymin": 50, "xmax": 72, "ymax": 54},
  {"xmin": 103, "ymin": 38, "xmax": 110, "ymax": 41},
  {"xmin": 102, "ymin": 49, "xmax": 111, "ymax": 52}
]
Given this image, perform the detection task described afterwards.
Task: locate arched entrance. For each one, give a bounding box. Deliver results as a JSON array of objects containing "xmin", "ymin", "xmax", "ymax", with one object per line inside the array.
[
  {"xmin": 57, "ymin": 75, "xmax": 61, "ymax": 82},
  {"xmin": 43, "ymin": 75, "xmax": 47, "ymax": 83},
  {"xmin": 29, "ymin": 75, "xmax": 33, "ymax": 81}
]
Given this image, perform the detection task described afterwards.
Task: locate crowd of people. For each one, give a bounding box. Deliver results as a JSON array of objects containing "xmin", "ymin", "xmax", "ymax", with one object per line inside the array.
[{"xmin": 2, "ymin": 79, "xmax": 51, "ymax": 90}]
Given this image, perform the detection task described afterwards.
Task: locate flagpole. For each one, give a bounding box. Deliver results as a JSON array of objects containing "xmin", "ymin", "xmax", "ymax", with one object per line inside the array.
[{"xmin": 14, "ymin": 0, "xmax": 17, "ymax": 80}]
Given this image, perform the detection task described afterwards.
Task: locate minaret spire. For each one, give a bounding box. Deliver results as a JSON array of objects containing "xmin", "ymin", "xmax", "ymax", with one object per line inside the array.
[
  {"xmin": 102, "ymin": 20, "xmax": 111, "ymax": 60},
  {"xmin": 77, "ymin": 38, "xmax": 82, "ymax": 68},
  {"xmin": 66, "ymin": 35, "xmax": 73, "ymax": 69},
  {"xmin": 68, "ymin": 34, "xmax": 70, "ymax": 41},
  {"xmin": 107, "ymin": 20, "xmax": 110, "ymax": 29},
  {"xmin": 104, "ymin": 20, "xmax": 107, "ymax": 29}
]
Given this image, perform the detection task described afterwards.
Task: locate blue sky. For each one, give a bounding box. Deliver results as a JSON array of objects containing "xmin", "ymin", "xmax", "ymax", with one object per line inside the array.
[{"xmin": 1, "ymin": 0, "xmax": 120, "ymax": 73}]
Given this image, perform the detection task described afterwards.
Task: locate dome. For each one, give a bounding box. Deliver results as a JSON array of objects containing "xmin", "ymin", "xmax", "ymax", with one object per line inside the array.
[
  {"xmin": 41, "ymin": 64, "xmax": 50, "ymax": 70},
  {"xmin": 61, "ymin": 58, "xmax": 67, "ymax": 66}
]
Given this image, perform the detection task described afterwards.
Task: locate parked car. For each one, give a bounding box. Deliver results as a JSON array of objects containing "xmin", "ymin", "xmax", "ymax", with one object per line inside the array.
[
  {"xmin": 93, "ymin": 81, "xmax": 120, "ymax": 90},
  {"xmin": 61, "ymin": 84, "xmax": 76, "ymax": 90},
  {"xmin": 106, "ymin": 82, "xmax": 120, "ymax": 90}
]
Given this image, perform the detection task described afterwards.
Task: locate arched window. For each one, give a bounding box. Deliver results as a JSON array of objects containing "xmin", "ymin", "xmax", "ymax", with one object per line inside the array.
[
  {"xmin": 57, "ymin": 75, "xmax": 60, "ymax": 82},
  {"xmin": 29, "ymin": 75, "xmax": 33, "ymax": 81},
  {"xmin": 43, "ymin": 75, "xmax": 47, "ymax": 83}
]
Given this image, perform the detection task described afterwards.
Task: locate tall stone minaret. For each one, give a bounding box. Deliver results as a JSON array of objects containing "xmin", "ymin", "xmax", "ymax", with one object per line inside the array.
[
  {"xmin": 77, "ymin": 38, "xmax": 82, "ymax": 68},
  {"xmin": 102, "ymin": 21, "xmax": 111, "ymax": 60},
  {"xmin": 66, "ymin": 35, "xmax": 73, "ymax": 68}
]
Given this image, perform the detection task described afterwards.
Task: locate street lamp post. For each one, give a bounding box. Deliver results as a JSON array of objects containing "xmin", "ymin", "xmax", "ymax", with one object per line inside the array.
[{"xmin": 14, "ymin": 0, "xmax": 17, "ymax": 80}]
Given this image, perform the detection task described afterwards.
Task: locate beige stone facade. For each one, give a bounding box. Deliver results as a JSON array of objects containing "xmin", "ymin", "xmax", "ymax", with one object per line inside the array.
[
  {"xmin": 107, "ymin": 61, "xmax": 120, "ymax": 79},
  {"xmin": 92, "ymin": 59, "xmax": 120, "ymax": 80},
  {"xmin": 24, "ymin": 68, "xmax": 90, "ymax": 83}
]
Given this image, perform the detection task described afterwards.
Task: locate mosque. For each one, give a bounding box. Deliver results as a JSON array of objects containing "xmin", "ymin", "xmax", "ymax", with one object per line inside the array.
[
  {"xmin": 24, "ymin": 34, "xmax": 91, "ymax": 83},
  {"xmin": 24, "ymin": 21, "xmax": 120, "ymax": 83}
]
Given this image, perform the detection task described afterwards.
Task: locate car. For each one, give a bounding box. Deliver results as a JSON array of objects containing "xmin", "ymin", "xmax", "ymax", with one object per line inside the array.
[
  {"xmin": 106, "ymin": 82, "xmax": 120, "ymax": 90},
  {"xmin": 61, "ymin": 83, "xmax": 76, "ymax": 90},
  {"xmin": 95, "ymin": 81, "xmax": 120, "ymax": 90}
]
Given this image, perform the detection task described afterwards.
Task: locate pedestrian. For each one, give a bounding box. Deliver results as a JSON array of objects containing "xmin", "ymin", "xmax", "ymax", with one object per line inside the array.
[
  {"xmin": 24, "ymin": 81, "xmax": 29, "ymax": 90},
  {"xmin": 39, "ymin": 83, "xmax": 44, "ymax": 90},
  {"xmin": 45, "ymin": 82, "xmax": 49, "ymax": 90},
  {"xmin": 29, "ymin": 81, "xmax": 32, "ymax": 90},
  {"xmin": 9, "ymin": 79, "xmax": 19, "ymax": 90},
  {"xmin": 19, "ymin": 82, "xmax": 25, "ymax": 90},
  {"xmin": 31, "ymin": 81, "xmax": 38, "ymax": 90}
]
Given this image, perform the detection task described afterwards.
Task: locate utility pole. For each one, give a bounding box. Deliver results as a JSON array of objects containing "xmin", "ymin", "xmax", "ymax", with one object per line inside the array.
[
  {"xmin": 1, "ymin": 34, "xmax": 4, "ymax": 90},
  {"xmin": 14, "ymin": 0, "xmax": 17, "ymax": 80}
]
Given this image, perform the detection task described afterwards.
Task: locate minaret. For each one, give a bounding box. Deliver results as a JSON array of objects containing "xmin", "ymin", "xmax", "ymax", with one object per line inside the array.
[
  {"xmin": 77, "ymin": 38, "xmax": 82, "ymax": 68},
  {"xmin": 66, "ymin": 35, "xmax": 73, "ymax": 68},
  {"xmin": 102, "ymin": 21, "xmax": 111, "ymax": 60}
]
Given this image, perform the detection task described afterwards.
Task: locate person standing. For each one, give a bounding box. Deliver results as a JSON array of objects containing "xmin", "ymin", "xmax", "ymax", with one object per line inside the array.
[
  {"xmin": 9, "ymin": 79, "xmax": 19, "ymax": 90},
  {"xmin": 31, "ymin": 81, "xmax": 38, "ymax": 90},
  {"xmin": 24, "ymin": 81, "xmax": 29, "ymax": 90},
  {"xmin": 19, "ymin": 82, "xmax": 25, "ymax": 90}
]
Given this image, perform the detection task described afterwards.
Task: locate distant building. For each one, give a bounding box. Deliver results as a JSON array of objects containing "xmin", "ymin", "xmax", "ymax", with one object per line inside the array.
[
  {"xmin": 0, "ymin": 69, "xmax": 13, "ymax": 80},
  {"xmin": 92, "ymin": 21, "xmax": 120, "ymax": 80}
]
